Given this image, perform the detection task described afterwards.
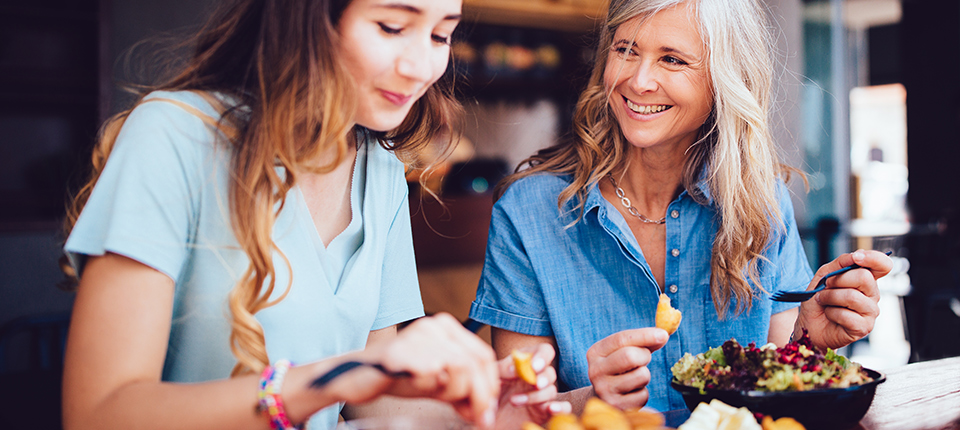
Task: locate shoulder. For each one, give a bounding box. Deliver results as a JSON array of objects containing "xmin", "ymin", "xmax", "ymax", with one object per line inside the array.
[
  {"xmin": 116, "ymin": 91, "xmax": 231, "ymax": 162},
  {"xmin": 366, "ymin": 136, "xmax": 410, "ymax": 207}
]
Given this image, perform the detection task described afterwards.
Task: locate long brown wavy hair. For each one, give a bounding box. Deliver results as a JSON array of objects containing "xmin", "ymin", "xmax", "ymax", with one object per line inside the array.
[
  {"xmin": 497, "ymin": 0, "xmax": 798, "ymax": 318},
  {"xmin": 62, "ymin": 0, "xmax": 463, "ymax": 376}
]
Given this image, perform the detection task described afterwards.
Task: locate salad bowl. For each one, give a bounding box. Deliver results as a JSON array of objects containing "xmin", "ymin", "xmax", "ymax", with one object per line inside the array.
[{"xmin": 671, "ymin": 367, "xmax": 885, "ymax": 429}]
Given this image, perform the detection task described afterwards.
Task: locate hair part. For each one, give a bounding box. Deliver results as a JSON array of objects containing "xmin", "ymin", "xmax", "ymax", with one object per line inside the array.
[
  {"xmin": 498, "ymin": 0, "xmax": 794, "ymax": 318},
  {"xmin": 62, "ymin": 0, "xmax": 462, "ymax": 376}
]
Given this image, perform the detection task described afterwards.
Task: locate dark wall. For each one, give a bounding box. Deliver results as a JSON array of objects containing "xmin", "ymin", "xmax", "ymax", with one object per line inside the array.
[
  {"xmin": 900, "ymin": 0, "xmax": 960, "ymax": 361},
  {"xmin": 902, "ymin": 0, "xmax": 960, "ymax": 226}
]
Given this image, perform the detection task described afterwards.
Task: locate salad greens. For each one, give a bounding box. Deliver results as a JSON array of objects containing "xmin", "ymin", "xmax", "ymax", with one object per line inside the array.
[{"xmin": 671, "ymin": 330, "xmax": 872, "ymax": 393}]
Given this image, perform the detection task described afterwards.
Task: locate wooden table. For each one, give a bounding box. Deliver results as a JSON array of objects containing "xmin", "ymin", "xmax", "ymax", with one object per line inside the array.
[
  {"xmin": 855, "ymin": 356, "xmax": 960, "ymax": 430},
  {"xmin": 663, "ymin": 357, "xmax": 960, "ymax": 429}
]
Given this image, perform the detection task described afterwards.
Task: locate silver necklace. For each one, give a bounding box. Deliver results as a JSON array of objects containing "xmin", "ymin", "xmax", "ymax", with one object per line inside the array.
[{"xmin": 609, "ymin": 176, "xmax": 667, "ymax": 225}]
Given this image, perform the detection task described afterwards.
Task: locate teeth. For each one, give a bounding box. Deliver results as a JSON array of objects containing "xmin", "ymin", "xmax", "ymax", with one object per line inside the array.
[{"xmin": 626, "ymin": 98, "xmax": 669, "ymax": 115}]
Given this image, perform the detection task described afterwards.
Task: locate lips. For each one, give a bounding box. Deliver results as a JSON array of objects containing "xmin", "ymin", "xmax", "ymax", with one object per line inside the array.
[
  {"xmin": 380, "ymin": 90, "xmax": 412, "ymax": 106},
  {"xmin": 624, "ymin": 96, "xmax": 672, "ymax": 115}
]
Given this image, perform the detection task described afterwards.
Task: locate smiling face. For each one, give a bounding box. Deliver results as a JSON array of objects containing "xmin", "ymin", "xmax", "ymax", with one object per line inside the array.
[
  {"xmin": 603, "ymin": 1, "xmax": 713, "ymax": 152},
  {"xmin": 337, "ymin": 0, "xmax": 462, "ymax": 132}
]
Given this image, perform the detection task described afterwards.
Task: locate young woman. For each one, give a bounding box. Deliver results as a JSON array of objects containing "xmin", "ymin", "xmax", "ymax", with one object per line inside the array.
[
  {"xmin": 61, "ymin": 0, "xmax": 566, "ymax": 429},
  {"xmin": 469, "ymin": 0, "xmax": 893, "ymax": 414}
]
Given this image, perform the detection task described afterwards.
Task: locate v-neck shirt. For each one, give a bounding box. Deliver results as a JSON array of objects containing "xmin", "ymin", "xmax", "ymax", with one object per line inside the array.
[
  {"xmin": 299, "ymin": 141, "xmax": 367, "ymax": 294},
  {"xmin": 64, "ymin": 90, "xmax": 424, "ymax": 429}
]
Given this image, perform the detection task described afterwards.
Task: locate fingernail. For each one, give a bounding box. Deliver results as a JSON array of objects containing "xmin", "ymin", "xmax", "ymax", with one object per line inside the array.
[
  {"xmin": 511, "ymin": 394, "xmax": 529, "ymax": 405},
  {"xmin": 549, "ymin": 402, "xmax": 564, "ymax": 413},
  {"xmin": 532, "ymin": 356, "xmax": 546, "ymax": 372},
  {"xmin": 854, "ymin": 250, "xmax": 865, "ymax": 261},
  {"xmin": 537, "ymin": 375, "xmax": 548, "ymax": 389},
  {"xmin": 657, "ymin": 329, "xmax": 668, "ymax": 342},
  {"xmin": 483, "ymin": 405, "xmax": 497, "ymax": 427}
]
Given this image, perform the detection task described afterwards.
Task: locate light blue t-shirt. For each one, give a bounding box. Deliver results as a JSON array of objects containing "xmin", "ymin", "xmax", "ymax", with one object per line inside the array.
[
  {"xmin": 64, "ymin": 90, "xmax": 424, "ymax": 429},
  {"xmin": 469, "ymin": 173, "xmax": 812, "ymax": 412}
]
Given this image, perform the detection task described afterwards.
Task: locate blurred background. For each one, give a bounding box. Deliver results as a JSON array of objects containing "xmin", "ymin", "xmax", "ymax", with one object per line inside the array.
[{"xmin": 1, "ymin": 0, "xmax": 958, "ymax": 428}]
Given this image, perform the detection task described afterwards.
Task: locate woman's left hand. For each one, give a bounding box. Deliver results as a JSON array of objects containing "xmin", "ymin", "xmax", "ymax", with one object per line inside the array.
[
  {"xmin": 796, "ymin": 249, "xmax": 893, "ymax": 350},
  {"xmin": 494, "ymin": 343, "xmax": 571, "ymax": 426}
]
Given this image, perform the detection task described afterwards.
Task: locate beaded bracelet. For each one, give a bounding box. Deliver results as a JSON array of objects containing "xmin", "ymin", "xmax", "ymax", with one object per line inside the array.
[{"xmin": 258, "ymin": 359, "xmax": 302, "ymax": 430}]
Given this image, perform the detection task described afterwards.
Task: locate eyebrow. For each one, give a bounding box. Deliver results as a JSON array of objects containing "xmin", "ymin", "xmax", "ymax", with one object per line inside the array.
[
  {"xmin": 374, "ymin": 3, "xmax": 462, "ymax": 21},
  {"xmin": 612, "ymin": 39, "xmax": 697, "ymax": 60}
]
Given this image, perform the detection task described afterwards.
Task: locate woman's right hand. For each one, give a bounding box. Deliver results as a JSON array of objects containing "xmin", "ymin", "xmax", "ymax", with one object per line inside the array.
[
  {"xmin": 326, "ymin": 313, "xmax": 500, "ymax": 427},
  {"xmin": 586, "ymin": 328, "xmax": 668, "ymax": 410}
]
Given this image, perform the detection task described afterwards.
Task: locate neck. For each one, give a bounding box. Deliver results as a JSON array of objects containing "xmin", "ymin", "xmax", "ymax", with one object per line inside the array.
[{"xmin": 617, "ymin": 146, "xmax": 686, "ymax": 208}]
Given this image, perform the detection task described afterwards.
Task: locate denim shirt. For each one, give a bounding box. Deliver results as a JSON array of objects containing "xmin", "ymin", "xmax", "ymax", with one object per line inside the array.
[{"xmin": 470, "ymin": 173, "xmax": 811, "ymax": 412}]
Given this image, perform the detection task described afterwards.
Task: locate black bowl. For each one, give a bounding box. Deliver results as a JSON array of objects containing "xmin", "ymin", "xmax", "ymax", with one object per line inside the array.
[{"xmin": 671, "ymin": 368, "xmax": 885, "ymax": 430}]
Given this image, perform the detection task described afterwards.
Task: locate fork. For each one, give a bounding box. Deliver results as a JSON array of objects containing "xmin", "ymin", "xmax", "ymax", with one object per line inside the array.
[
  {"xmin": 309, "ymin": 361, "xmax": 412, "ymax": 389},
  {"xmin": 771, "ymin": 251, "xmax": 893, "ymax": 302}
]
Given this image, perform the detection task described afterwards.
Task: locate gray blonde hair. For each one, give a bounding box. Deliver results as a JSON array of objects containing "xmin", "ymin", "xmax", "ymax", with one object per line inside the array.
[{"xmin": 499, "ymin": 0, "xmax": 791, "ymax": 318}]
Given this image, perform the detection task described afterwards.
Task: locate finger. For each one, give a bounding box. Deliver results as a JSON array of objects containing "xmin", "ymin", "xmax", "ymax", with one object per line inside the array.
[
  {"xmin": 544, "ymin": 401, "xmax": 572, "ymax": 416},
  {"xmin": 590, "ymin": 346, "xmax": 653, "ymax": 379},
  {"xmin": 604, "ymin": 387, "xmax": 650, "ymax": 410},
  {"xmin": 511, "ymin": 383, "xmax": 558, "ymax": 406},
  {"xmin": 433, "ymin": 314, "xmax": 499, "ymax": 423},
  {"xmin": 814, "ymin": 275, "xmax": 880, "ymax": 316},
  {"xmin": 824, "ymin": 268, "xmax": 881, "ymax": 302},
  {"xmin": 607, "ymin": 365, "xmax": 652, "ymax": 395},
  {"xmin": 822, "ymin": 306, "xmax": 876, "ymax": 339},
  {"xmin": 850, "ymin": 249, "xmax": 894, "ymax": 279},
  {"xmin": 588, "ymin": 328, "xmax": 668, "ymax": 359}
]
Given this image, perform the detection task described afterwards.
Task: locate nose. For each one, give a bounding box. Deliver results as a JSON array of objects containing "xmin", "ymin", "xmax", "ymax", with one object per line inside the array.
[
  {"xmin": 396, "ymin": 37, "xmax": 436, "ymax": 82},
  {"xmin": 626, "ymin": 62, "xmax": 659, "ymax": 94}
]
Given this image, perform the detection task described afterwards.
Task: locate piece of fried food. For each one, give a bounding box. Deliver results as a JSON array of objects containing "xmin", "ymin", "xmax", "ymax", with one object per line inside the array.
[
  {"xmin": 623, "ymin": 407, "xmax": 666, "ymax": 429},
  {"xmin": 546, "ymin": 413, "xmax": 586, "ymax": 430},
  {"xmin": 760, "ymin": 416, "xmax": 805, "ymax": 430},
  {"xmin": 523, "ymin": 423, "xmax": 548, "ymax": 430},
  {"xmin": 512, "ymin": 349, "xmax": 539, "ymax": 386},
  {"xmin": 581, "ymin": 398, "xmax": 631, "ymax": 430},
  {"xmin": 655, "ymin": 293, "xmax": 682, "ymax": 335}
]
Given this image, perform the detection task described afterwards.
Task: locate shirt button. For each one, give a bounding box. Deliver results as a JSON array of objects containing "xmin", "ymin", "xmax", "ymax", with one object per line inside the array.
[
  {"xmin": 671, "ymin": 210, "xmax": 680, "ymax": 219},
  {"xmin": 671, "ymin": 249, "xmax": 680, "ymax": 257},
  {"xmin": 669, "ymin": 284, "xmax": 679, "ymax": 293}
]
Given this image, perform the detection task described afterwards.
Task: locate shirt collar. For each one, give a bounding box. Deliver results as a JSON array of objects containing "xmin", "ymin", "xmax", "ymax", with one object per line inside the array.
[{"xmin": 583, "ymin": 172, "xmax": 714, "ymax": 217}]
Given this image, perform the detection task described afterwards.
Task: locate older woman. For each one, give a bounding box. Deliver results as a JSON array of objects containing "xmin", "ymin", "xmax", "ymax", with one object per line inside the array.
[{"xmin": 469, "ymin": 0, "xmax": 892, "ymax": 413}]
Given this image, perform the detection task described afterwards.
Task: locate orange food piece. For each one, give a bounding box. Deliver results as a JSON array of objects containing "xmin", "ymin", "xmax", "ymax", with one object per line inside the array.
[
  {"xmin": 545, "ymin": 413, "xmax": 585, "ymax": 430},
  {"xmin": 581, "ymin": 398, "xmax": 631, "ymax": 430},
  {"xmin": 655, "ymin": 293, "xmax": 682, "ymax": 335},
  {"xmin": 512, "ymin": 349, "xmax": 538, "ymax": 386},
  {"xmin": 623, "ymin": 407, "xmax": 666, "ymax": 429},
  {"xmin": 761, "ymin": 416, "xmax": 806, "ymax": 430},
  {"xmin": 523, "ymin": 423, "xmax": 548, "ymax": 430}
]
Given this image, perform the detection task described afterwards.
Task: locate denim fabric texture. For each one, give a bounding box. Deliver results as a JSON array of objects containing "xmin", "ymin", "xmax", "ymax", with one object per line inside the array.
[{"xmin": 470, "ymin": 173, "xmax": 812, "ymax": 412}]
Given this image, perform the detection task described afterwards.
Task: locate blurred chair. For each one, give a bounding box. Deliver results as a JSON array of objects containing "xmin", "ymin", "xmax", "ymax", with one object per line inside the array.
[{"xmin": 0, "ymin": 311, "xmax": 70, "ymax": 429}]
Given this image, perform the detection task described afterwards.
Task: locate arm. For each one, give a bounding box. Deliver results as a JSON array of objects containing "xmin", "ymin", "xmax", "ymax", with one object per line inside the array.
[
  {"xmin": 768, "ymin": 307, "xmax": 798, "ymax": 347},
  {"xmin": 63, "ymin": 253, "xmax": 337, "ymax": 430},
  {"xmin": 64, "ymin": 255, "xmax": 502, "ymax": 430}
]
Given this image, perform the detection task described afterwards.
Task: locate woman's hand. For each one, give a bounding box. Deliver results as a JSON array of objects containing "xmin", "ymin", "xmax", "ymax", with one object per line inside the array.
[
  {"xmin": 495, "ymin": 343, "xmax": 571, "ymax": 426},
  {"xmin": 586, "ymin": 328, "xmax": 669, "ymax": 410},
  {"xmin": 331, "ymin": 313, "xmax": 500, "ymax": 428},
  {"xmin": 796, "ymin": 249, "xmax": 893, "ymax": 350}
]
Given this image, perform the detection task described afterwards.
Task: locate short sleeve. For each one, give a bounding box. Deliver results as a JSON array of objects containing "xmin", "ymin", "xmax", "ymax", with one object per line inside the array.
[
  {"xmin": 64, "ymin": 100, "xmax": 210, "ymax": 281},
  {"xmin": 770, "ymin": 182, "xmax": 814, "ymax": 315},
  {"xmin": 470, "ymin": 189, "xmax": 553, "ymax": 336},
  {"xmin": 371, "ymin": 186, "xmax": 425, "ymax": 329}
]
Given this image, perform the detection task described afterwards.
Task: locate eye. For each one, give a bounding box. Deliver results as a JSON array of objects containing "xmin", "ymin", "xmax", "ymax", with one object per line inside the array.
[
  {"xmin": 663, "ymin": 55, "xmax": 688, "ymax": 66},
  {"xmin": 432, "ymin": 34, "xmax": 452, "ymax": 46},
  {"xmin": 611, "ymin": 45, "xmax": 639, "ymax": 59},
  {"xmin": 378, "ymin": 23, "xmax": 402, "ymax": 35}
]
